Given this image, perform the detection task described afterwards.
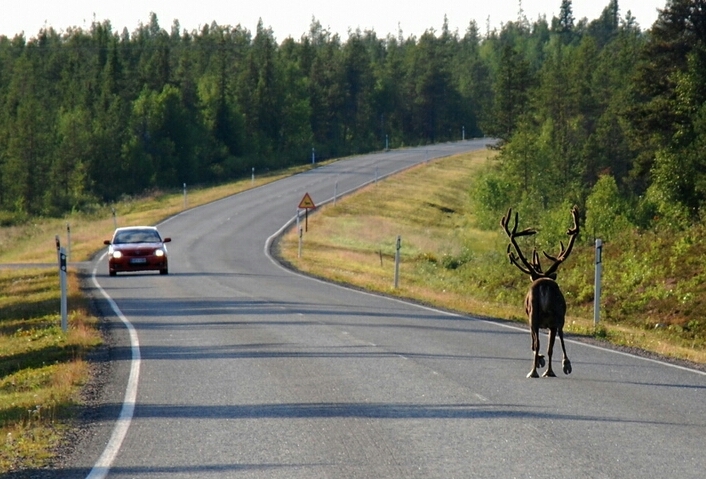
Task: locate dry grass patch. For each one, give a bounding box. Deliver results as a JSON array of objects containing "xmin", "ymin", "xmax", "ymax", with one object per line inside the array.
[
  {"xmin": 279, "ymin": 149, "xmax": 502, "ymax": 306},
  {"xmin": 0, "ymin": 268, "xmax": 100, "ymax": 473},
  {"xmin": 277, "ymin": 149, "xmax": 706, "ymax": 366}
]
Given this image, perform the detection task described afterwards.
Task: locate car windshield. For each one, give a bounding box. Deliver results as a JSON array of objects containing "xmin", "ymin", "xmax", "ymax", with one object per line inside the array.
[{"xmin": 114, "ymin": 229, "xmax": 162, "ymax": 244}]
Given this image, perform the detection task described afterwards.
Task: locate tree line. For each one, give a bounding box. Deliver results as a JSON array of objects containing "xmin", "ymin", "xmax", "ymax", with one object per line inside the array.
[
  {"xmin": 473, "ymin": 0, "xmax": 706, "ymax": 241},
  {"xmin": 0, "ymin": 11, "xmax": 482, "ymax": 220},
  {"xmin": 0, "ymin": 0, "xmax": 702, "ymax": 237}
]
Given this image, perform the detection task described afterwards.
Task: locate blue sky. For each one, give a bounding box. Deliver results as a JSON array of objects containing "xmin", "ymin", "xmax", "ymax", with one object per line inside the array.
[{"xmin": 2, "ymin": 1, "xmax": 665, "ymax": 41}]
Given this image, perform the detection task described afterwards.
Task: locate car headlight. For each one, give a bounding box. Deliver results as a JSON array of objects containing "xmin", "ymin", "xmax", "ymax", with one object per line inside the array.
[
  {"xmin": 112, "ymin": 251, "xmax": 123, "ymax": 259},
  {"xmin": 155, "ymin": 249, "xmax": 165, "ymax": 257}
]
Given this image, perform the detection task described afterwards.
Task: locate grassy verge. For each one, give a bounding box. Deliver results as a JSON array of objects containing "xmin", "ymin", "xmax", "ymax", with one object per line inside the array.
[
  {"xmin": 275, "ymin": 149, "xmax": 706, "ymax": 365},
  {"xmin": 0, "ymin": 268, "xmax": 98, "ymax": 471},
  {"xmin": 0, "ymin": 164, "xmax": 317, "ymax": 474}
]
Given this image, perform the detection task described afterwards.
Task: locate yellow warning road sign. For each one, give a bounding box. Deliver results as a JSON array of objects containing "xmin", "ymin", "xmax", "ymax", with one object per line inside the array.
[{"xmin": 298, "ymin": 192, "xmax": 316, "ymax": 209}]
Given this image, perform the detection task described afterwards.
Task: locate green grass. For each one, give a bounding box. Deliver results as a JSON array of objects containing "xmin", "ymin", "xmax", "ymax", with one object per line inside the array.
[{"xmin": 0, "ymin": 268, "xmax": 98, "ymax": 472}]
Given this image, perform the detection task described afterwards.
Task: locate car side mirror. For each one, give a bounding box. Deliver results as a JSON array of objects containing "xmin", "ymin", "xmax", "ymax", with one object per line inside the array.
[
  {"xmin": 163, "ymin": 238, "xmax": 172, "ymax": 243},
  {"xmin": 104, "ymin": 240, "xmax": 111, "ymax": 245}
]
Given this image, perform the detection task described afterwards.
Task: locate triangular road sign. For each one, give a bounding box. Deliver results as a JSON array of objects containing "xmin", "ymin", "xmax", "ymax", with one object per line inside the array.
[{"xmin": 298, "ymin": 192, "xmax": 316, "ymax": 209}]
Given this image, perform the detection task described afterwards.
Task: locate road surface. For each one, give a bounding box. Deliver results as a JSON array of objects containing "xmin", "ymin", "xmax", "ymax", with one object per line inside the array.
[{"xmin": 53, "ymin": 141, "xmax": 706, "ymax": 479}]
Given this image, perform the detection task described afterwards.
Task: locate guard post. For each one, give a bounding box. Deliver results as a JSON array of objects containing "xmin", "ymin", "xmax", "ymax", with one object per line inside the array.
[
  {"xmin": 59, "ymin": 246, "xmax": 68, "ymax": 333},
  {"xmin": 394, "ymin": 236, "xmax": 401, "ymax": 288},
  {"xmin": 594, "ymin": 239, "xmax": 603, "ymax": 326}
]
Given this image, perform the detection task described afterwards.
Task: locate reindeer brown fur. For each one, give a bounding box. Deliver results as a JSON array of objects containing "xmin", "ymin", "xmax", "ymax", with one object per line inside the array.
[{"xmin": 501, "ymin": 206, "xmax": 580, "ymax": 378}]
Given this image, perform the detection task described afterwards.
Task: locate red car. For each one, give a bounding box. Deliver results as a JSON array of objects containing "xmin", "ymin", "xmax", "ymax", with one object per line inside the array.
[{"xmin": 104, "ymin": 226, "xmax": 171, "ymax": 276}]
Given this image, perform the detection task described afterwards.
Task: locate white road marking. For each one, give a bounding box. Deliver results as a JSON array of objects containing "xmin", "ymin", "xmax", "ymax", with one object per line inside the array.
[
  {"xmin": 265, "ymin": 214, "xmax": 706, "ymax": 378},
  {"xmin": 87, "ymin": 141, "xmax": 705, "ymax": 477},
  {"xmin": 82, "ymin": 147, "xmax": 468, "ymax": 477},
  {"xmin": 86, "ymin": 253, "xmax": 142, "ymax": 479}
]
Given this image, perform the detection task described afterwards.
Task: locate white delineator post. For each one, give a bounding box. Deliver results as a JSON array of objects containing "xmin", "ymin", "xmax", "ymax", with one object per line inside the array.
[
  {"xmin": 394, "ymin": 236, "xmax": 401, "ymax": 289},
  {"xmin": 594, "ymin": 238, "xmax": 603, "ymax": 326},
  {"xmin": 298, "ymin": 227, "xmax": 303, "ymax": 258},
  {"xmin": 66, "ymin": 223, "xmax": 71, "ymax": 263},
  {"xmin": 59, "ymin": 246, "xmax": 68, "ymax": 332}
]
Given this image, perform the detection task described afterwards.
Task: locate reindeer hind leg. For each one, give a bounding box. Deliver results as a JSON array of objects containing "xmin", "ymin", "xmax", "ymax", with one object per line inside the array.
[
  {"xmin": 527, "ymin": 328, "xmax": 541, "ymax": 378},
  {"xmin": 558, "ymin": 329, "xmax": 572, "ymax": 375},
  {"xmin": 542, "ymin": 328, "xmax": 557, "ymax": 377}
]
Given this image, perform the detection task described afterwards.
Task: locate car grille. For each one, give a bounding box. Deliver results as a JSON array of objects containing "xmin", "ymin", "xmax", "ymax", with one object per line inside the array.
[{"xmin": 124, "ymin": 249, "xmax": 151, "ymax": 257}]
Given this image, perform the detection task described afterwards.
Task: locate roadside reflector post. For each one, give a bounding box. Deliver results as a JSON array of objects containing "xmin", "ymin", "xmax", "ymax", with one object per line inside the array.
[
  {"xmin": 59, "ymin": 246, "xmax": 68, "ymax": 333},
  {"xmin": 394, "ymin": 235, "xmax": 401, "ymax": 289},
  {"xmin": 66, "ymin": 223, "xmax": 71, "ymax": 263},
  {"xmin": 594, "ymin": 239, "xmax": 603, "ymax": 326},
  {"xmin": 112, "ymin": 207, "xmax": 117, "ymax": 228},
  {"xmin": 183, "ymin": 183, "xmax": 187, "ymax": 209},
  {"xmin": 252, "ymin": 167, "xmax": 255, "ymax": 185},
  {"xmin": 298, "ymin": 227, "xmax": 303, "ymax": 258},
  {"xmin": 55, "ymin": 234, "xmax": 61, "ymax": 265},
  {"xmin": 334, "ymin": 181, "xmax": 338, "ymax": 205},
  {"xmin": 312, "ymin": 147, "xmax": 315, "ymax": 165}
]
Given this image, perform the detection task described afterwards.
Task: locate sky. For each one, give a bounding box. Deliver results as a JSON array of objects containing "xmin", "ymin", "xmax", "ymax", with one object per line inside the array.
[{"xmin": 1, "ymin": 1, "xmax": 667, "ymax": 42}]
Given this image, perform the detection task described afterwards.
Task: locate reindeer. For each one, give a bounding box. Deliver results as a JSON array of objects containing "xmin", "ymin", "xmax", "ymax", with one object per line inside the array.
[{"xmin": 500, "ymin": 206, "xmax": 580, "ymax": 378}]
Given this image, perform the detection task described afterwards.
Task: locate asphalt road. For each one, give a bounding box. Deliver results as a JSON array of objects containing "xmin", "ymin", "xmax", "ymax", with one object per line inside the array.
[{"xmin": 60, "ymin": 141, "xmax": 706, "ymax": 479}]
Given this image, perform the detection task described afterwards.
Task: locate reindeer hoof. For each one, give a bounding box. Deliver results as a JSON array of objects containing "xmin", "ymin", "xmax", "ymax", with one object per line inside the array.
[
  {"xmin": 563, "ymin": 360, "xmax": 572, "ymax": 375},
  {"xmin": 542, "ymin": 369, "xmax": 556, "ymax": 377},
  {"xmin": 537, "ymin": 356, "xmax": 546, "ymax": 368},
  {"xmin": 527, "ymin": 370, "xmax": 539, "ymax": 378}
]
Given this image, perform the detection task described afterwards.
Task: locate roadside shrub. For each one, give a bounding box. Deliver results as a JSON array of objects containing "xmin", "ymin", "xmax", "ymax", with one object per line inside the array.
[
  {"xmin": 0, "ymin": 210, "xmax": 28, "ymax": 227},
  {"xmin": 585, "ymin": 175, "xmax": 633, "ymax": 241},
  {"xmin": 469, "ymin": 168, "xmax": 514, "ymax": 230}
]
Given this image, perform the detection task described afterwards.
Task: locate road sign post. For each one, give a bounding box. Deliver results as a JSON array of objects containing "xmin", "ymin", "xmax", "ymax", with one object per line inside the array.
[{"xmin": 298, "ymin": 193, "xmax": 316, "ymax": 232}]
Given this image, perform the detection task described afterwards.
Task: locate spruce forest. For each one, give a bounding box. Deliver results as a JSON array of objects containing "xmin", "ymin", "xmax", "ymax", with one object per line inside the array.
[{"xmin": 0, "ymin": 0, "xmax": 704, "ymax": 237}]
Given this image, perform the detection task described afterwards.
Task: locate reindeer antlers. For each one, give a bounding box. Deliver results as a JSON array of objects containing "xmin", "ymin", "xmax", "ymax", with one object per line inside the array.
[
  {"xmin": 501, "ymin": 208, "xmax": 540, "ymax": 279},
  {"xmin": 542, "ymin": 205, "xmax": 580, "ymax": 278},
  {"xmin": 501, "ymin": 206, "xmax": 580, "ymax": 281}
]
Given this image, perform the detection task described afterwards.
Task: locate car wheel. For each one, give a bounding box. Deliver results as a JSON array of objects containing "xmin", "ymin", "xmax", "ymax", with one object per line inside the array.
[
  {"xmin": 109, "ymin": 270, "xmax": 117, "ymax": 277},
  {"xmin": 160, "ymin": 268, "xmax": 168, "ymax": 275}
]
